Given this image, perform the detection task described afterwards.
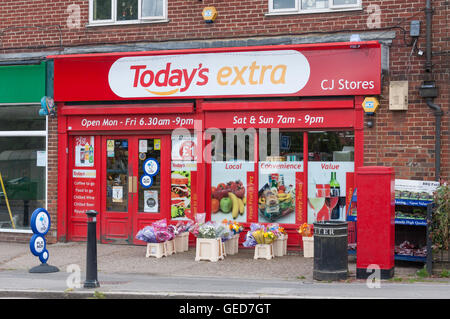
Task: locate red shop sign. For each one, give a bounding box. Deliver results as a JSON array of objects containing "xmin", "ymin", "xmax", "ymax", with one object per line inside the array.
[
  {"xmin": 51, "ymin": 42, "xmax": 381, "ymax": 102},
  {"xmin": 67, "ymin": 114, "xmax": 197, "ymax": 131},
  {"xmin": 205, "ymin": 109, "xmax": 355, "ymax": 129}
]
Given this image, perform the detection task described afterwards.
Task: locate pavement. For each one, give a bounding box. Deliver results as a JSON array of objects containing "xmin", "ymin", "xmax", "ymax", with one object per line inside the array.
[{"xmin": 0, "ymin": 241, "xmax": 449, "ymax": 299}]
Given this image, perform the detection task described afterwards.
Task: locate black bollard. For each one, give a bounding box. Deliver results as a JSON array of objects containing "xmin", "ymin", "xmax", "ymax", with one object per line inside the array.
[{"xmin": 84, "ymin": 210, "xmax": 99, "ymax": 288}]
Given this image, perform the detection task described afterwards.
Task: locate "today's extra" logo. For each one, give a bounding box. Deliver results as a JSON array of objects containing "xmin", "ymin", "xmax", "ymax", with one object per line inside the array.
[{"xmin": 108, "ymin": 50, "xmax": 310, "ymax": 98}]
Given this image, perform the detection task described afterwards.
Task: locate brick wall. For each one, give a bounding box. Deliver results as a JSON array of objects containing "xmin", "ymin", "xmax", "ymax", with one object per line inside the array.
[{"xmin": 0, "ymin": 0, "xmax": 448, "ymax": 242}]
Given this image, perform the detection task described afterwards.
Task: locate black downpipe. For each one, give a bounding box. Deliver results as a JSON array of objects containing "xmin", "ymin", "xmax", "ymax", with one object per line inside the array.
[
  {"xmin": 424, "ymin": 0, "xmax": 442, "ymax": 181},
  {"xmin": 426, "ymin": 98, "xmax": 442, "ymax": 181}
]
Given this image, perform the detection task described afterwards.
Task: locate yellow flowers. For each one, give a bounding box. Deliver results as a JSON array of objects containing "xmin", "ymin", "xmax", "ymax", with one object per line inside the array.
[{"xmin": 252, "ymin": 229, "xmax": 275, "ymax": 244}]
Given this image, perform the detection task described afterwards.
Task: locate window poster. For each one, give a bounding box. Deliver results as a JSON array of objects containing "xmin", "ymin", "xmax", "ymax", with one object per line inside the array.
[
  {"xmin": 171, "ymin": 161, "xmax": 197, "ymax": 220},
  {"xmin": 112, "ymin": 186, "xmax": 123, "ymax": 203},
  {"xmin": 307, "ymin": 162, "xmax": 354, "ymax": 223},
  {"xmin": 72, "ymin": 169, "xmax": 97, "ymax": 215},
  {"xmin": 258, "ymin": 161, "xmax": 304, "ymax": 224},
  {"xmin": 210, "ymin": 162, "xmax": 254, "ymax": 223},
  {"xmin": 144, "ymin": 190, "xmax": 159, "ymax": 213},
  {"xmin": 171, "ymin": 133, "xmax": 197, "ymax": 161},
  {"xmin": 75, "ymin": 136, "xmax": 95, "ymax": 167}
]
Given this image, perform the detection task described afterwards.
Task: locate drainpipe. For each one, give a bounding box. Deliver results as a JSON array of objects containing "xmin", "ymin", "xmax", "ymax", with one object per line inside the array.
[
  {"xmin": 425, "ymin": 0, "xmax": 433, "ymax": 73},
  {"xmin": 420, "ymin": 0, "xmax": 442, "ymax": 181},
  {"xmin": 426, "ymin": 98, "xmax": 442, "ymax": 181}
]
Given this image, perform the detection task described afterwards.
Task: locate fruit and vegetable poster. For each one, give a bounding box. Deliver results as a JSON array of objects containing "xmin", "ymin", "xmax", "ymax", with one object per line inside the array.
[
  {"xmin": 211, "ymin": 162, "xmax": 254, "ymax": 223},
  {"xmin": 258, "ymin": 161, "xmax": 303, "ymax": 224},
  {"xmin": 171, "ymin": 161, "xmax": 197, "ymax": 220},
  {"xmin": 307, "ymin": 162, "xmax": 354, "ymax": 223}
]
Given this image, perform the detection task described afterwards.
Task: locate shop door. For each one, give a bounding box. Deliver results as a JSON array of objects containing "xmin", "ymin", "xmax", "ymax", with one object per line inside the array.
[{"xmin": 101, "ymin": 136, "xmax": 169, "ymax": 244}]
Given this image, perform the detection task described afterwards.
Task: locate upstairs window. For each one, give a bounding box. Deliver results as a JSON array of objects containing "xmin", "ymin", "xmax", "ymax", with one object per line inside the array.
[
  {"xmin": 89, "ymin": 0, "xmax": 167, "ymax": 25},
  {"xmin": 268, "ymin": 0, "xmax": 361, "ymax": 14}
]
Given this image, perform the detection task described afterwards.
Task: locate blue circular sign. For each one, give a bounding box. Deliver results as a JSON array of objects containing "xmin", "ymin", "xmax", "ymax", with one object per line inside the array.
[
  {"xmin": 39, "ymin": 249, "xmax": 49, "ymax": 264},
  {"xmin": 30, "ymin": 234, "xmax": 46, "ymax": 257},
  {"xmin": 143, "ymin": 158, "xmax": 159, "ymax": 176},
  {"xmin": 30, "ymin": 208, "xmax": 51, "ymax": 236},
  {"xmin": 140, "ymin": 174, "xmax": 153, "ymax": 188}
]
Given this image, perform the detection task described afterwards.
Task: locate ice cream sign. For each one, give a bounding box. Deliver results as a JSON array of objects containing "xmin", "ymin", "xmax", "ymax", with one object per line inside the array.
[{"xmin": 108, "ymin": 50, "xmax": 310, "ymax": 98}]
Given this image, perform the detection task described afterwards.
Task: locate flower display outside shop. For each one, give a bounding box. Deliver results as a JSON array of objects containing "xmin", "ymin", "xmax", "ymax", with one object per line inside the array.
[
  {"xmin": 298, "ymin": 223, "xmax": 314, "ymax": 237},
  {"xmin": 222, "ymin": 219, "xmax": 244, "ymax": 235},
  {"xmin": 243, "ymin": 223, "xmax": 281, "ymax": 247},
  {"xmin": 192, "ymin": 221, "xmax": 231, "ymax": 241}
]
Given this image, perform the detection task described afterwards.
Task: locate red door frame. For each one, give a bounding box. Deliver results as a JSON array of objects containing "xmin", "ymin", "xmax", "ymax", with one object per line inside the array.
[
  {"xmin": 130, "ymin": 135, "xmax": 171, "ymax": 245},
  {"xmin": 100, "ymin": 135, "xmax": 133, "ymax": 244},
  {"xmin": 99, "ymin": 135, "xmax": 171, "ymax": 244}
]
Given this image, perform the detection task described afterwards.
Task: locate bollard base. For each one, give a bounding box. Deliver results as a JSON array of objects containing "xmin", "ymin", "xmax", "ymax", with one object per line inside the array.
[
  {"xmin": 29, "ymin": 263, "xmax": 60, "ymax": 273},
  {"xmin": 83, "ymin": 280, "xmax": 100, "ymax": 289}
]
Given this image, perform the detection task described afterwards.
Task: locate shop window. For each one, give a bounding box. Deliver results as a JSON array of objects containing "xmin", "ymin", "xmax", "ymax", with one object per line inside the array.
[
  {"xmin": 0, "ymin": 105, "xmax": 45, "ymax": 131},
  {"xmin": 89, "ymin": 0, "xmax": 167, "ymax": 25},
  {"xmin": 307, "ymin": 131, "xmax": 354, "ymax": 224},
  {"xmin": 210, "ymin": 129, "xmax": 256, "ymax": 224},
  {"xmin": 258, "ymin": 130, "xmax": 304, "ymax": 224},
  {"xmin": 268, "ymin": 0, "xmax": 361, "ymax": 14},
  {"xmin": 106, "ymin": 139, "xmax": 129, "ymax": 212},
  {"xmin": 0, "ymin": 136, "xmax": 46, "ymax": 230},
  {"xmin": 138, "ymin": 139, "xmax": 161, "ymax": 213}
]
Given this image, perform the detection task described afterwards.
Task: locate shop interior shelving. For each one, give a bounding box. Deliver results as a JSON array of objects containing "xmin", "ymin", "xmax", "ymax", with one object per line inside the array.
[{"xmin": 346, "ymin": 191, "xmax": 433, "ymax": 267}]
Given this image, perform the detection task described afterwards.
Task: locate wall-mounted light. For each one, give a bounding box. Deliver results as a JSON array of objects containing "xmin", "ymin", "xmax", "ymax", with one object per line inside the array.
[{"xmin": 202, "ymin": 6, "xmax": 217, "ymax": 23}]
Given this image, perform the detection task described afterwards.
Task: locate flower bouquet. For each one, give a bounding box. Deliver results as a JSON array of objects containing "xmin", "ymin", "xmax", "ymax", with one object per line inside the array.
[
  {"xmin": 137, "ymin": 219, "xmax": 177, "ymax": 258},
  {"xmin": 243, "ymin": 223, "xmax": 277, "ymax": 247},
  {"xmin": 298, "ymin": 223, "xmax": 314, "ymax": 237},
  {"xmin": 136, "ymin": 219, "xmax": 175, "ymax": 243},
  {"xmin": 222, "ymin": 219, "xmax": 244, "ymax": 235},
  {"xmin": 196, "ymin": 221, "xmax": 230, "ymax": 239}
]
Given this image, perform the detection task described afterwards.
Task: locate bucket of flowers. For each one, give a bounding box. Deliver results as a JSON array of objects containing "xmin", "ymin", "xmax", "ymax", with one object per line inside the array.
[
  {"xmin": 193, "ymin": 221, "xmax": 230, "ymax": 262},
  {"xmin": 243, "ymin": 223, "xmax": 277, "ymax": 260},
  {"xmin": 222, "ymin": 220, "xmax": 244, "ymax": 255},
  {"xmin": 136, "ymin": 219, "xmax": 175, "ymax": 258},
  {"xmin": 268, "ymin": 224, "xmax": 288, "ymax": 257},
  {"xmin": 298, "ymin": 223, "xmax": 314, "ymax": 258}
]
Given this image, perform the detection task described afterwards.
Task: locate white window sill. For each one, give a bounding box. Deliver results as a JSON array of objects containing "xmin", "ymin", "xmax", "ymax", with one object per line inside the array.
[
  {"xmin": 0, "ymin": 228, "xmax": 33, "ymax": 234},
  {"xmin": 265, "ymin": 7, "xmax": 362, "ymax": 16},
  {"xmin": 86, "ymin": 19, "xmax": 170, "ymax": 27}
]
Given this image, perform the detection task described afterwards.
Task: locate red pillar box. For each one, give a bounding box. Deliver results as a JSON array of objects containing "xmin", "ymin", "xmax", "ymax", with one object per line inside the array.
[{"xmin": 356, "ymin": 166, "xmax": 395, "ymax": 279}]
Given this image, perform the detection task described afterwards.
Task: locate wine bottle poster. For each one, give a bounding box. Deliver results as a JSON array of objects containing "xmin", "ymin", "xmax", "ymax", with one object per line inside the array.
[{"xmin": 307, "ymin": 162, "xmax": 354, "ymax": 223}]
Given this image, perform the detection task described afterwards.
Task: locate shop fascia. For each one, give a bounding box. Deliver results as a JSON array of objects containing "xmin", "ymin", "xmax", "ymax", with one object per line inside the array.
[{"xmin": 52, "ymin": 41, "xmax": 381, "ymax": 101}]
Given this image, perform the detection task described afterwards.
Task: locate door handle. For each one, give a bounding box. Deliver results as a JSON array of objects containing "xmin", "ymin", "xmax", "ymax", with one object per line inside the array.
[
  {"xmin": 133, "ymin": 176, "xmax": 138, "ymax": 194},
  {"xmin": 128, "ymin": 176, "xmax": 138, "ymax": 194},
  {"xmin": 128, "ymin": 176, "xmax": 133, "ymax": 194}
]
